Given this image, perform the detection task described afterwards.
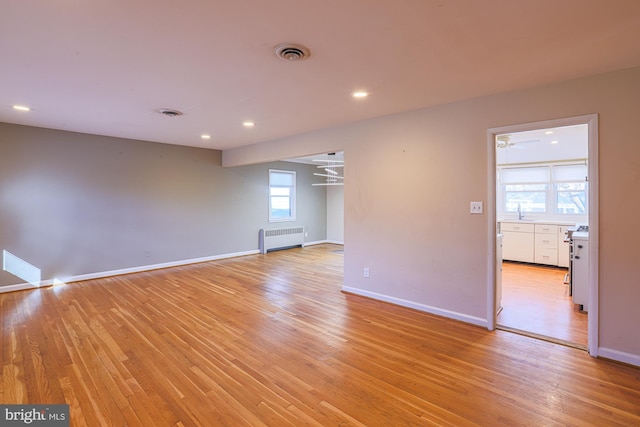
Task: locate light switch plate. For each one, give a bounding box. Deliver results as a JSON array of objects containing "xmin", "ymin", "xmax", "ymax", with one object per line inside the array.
[{"xmin": 470, "ymin": 201, "xmax": 484, "ymax": 214}]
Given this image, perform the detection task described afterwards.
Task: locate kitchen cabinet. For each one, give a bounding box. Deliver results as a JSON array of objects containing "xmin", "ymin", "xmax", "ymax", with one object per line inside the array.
[
  {"xmin": 500, "ymin": 222, "xmax": 534, "ymax": 263},
  {"xmin": 572, "ymin": 233, "xmax": 589, "ymax": 312},
  {"xmin": 499, "ymin": 221, "xmax": 573, "ymax": 267},
  {"xmin": 558, "ymin": 225, "xmax": 571, "ymax": 267},
  {"xmin": 496, "ymin": 234, "xmax": 503, "ymax": 315},
  {"xmin": 534, "ymin": 224, "xmax": 558, "ymax": 265}
]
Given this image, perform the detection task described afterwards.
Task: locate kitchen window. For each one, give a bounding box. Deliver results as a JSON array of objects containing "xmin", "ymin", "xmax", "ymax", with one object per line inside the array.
[
  {"xmin": 269, "ymin": 169, "xmax": 296, "ymax": 222},
  {"xmin": 556, "ymin": 183, "xmax": 587, "ymax": 214},
  {"xmin": 504, "ymin": 184, "xmax": 548, "ymax": 213},
  {"xmin": 501, "ymin": 166, "xmax": 549, "ymax": 213},
  {"xmin": 552, "ymin": 164, "xmax": 588, "ymax": 214},
  {"xmin": 498, "ymin": 162, "xmax": 587, "ymax": 215}
]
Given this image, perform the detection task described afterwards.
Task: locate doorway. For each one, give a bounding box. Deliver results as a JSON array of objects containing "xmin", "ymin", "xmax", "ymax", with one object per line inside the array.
[{"xmin": 488, "ymin": 115, "xmax": 599, "ymax": 356}]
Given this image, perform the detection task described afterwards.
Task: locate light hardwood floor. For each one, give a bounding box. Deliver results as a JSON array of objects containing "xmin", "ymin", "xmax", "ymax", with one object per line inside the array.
[
  {"xmin": 498, "ymin": 261, "xmax": 588, "ymax": 347},
  {"xmin": 2, "ymin": 244, "xmax": 639, "ymax": 426}
]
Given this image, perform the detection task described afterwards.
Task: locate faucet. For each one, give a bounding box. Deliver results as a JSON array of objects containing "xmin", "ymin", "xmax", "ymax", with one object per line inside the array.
[{"xmin": 517, "ymin": 203, "xmax": 524, "ymax": 220}]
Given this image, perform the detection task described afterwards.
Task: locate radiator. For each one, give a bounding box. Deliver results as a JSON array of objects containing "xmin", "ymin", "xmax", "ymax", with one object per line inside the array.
[{"xmin": 259, "ymin": 227, "xmax": 305, "ymax": 254}]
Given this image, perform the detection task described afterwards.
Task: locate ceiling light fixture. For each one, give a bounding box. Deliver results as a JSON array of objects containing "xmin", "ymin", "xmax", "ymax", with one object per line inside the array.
[
  {"xmin": 12, "ymin": 105, "xmax": 31, "ymax": 112},
  {"xmin": 551, "ymin": 140, "xmax": 559, "ymax": 144},
  {"xmin": 201, "ymin": 134, "xmax": 211, "ymax": 140},
  {"xmin": 243, "ymin": 121, "xmax": 255, "ymax": 128},
  {"xmin": 314, "ymin": 173, "xmax": 344, "ymax": 180},
  {"xmin": 352, "ymin": 91, "xmax": 369, "ymax": 98},
  {"xmin": 312, "ymin": 153, "xmax": 344, "ymax": 186}
]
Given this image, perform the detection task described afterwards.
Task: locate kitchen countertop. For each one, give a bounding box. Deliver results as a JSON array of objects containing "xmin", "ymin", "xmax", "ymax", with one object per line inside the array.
[
  {"xmin": 497, "ymin": 219, "xmax": 578, "ymax": 226},
  {"xmin": 572, "ymin": 231, "xmax": 589, "ymax": 239}
]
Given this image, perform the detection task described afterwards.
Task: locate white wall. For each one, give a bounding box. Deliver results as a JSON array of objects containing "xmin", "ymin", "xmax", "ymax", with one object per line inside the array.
[
  {"xmin": 326, "ymin": 185, "xmax": 344, "ymax": 244},
  {"xmin": 223, "ymin": 66, "xmax": 640, "ymax": 366},
  {"xmin": 0, "ymin": 124, "xmax": 327, "ymax": 289}
]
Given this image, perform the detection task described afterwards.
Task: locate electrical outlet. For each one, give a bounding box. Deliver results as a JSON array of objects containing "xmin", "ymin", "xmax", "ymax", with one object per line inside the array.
[
  {"xmin": 363, "ymin": 267, "xmax": 370, "ymax": 278},
  {"xmin": 144, "ymin": 251, "xmax": 151, "ymax": 258},
  {"xmin": 470, "ymin": 201, "xmax": 483, "ymax": 214},
  {"xmin": 305, "ymin": 232, "xmax": 308, "ymax": 237}
]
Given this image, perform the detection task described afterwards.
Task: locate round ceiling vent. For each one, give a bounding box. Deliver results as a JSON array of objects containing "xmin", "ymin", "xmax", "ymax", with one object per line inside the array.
[
  {"xmin": 274, "ymin": 43, "xmax": 310, "ymax": 61},
  {"xmin": 156, "ymin": 108, "xmax": 183, "ymax": 117}
]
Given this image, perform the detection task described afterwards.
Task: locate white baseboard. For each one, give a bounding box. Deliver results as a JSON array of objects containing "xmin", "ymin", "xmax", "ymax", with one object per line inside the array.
[
  {"xmin": 305, "ymin": 240, "xmax": 343, "ymax": 246},
  {"xmin": 598, "ymin": 347, "xmax": 640, "ymax": 368},
  {"xmin": 304, "ymin": 240, "xmax": 328, "ymax": 246},
  {"xmin": 341, "ymin": 286, "xmax": 488, "ymax": 328},
  {"xmin": 0, "ymin": 249, "xmax": 260, "ymax": 293},
  {"xmin": 0, "ymin": 282, "xmax": 50, "ymax": 293},
  {"xmin": 0, "ymin": 243, "xmax": 343, "ymax": 294}
]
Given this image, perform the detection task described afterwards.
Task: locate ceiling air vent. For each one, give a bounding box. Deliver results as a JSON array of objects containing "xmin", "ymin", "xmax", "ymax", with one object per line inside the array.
[
  {"xmin": 274, "ymin": 43, "xmax": 310, "ymax": 61},
  {"xmin": 156, "ymin": 108, "xmax": 183, "ymax": 117}
]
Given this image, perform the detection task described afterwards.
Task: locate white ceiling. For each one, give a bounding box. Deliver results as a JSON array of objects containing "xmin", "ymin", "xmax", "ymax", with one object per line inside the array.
[
  {"xmin": 2, "ymin": 1, "xmax": 640, "ymax": 151},
  {"xmin": 286, "ymin": 151, "xmax": 344, "ymax": 165},
  {"xmin": 496, "ymin": 124, "xmax": 588, "ymax": 165}
]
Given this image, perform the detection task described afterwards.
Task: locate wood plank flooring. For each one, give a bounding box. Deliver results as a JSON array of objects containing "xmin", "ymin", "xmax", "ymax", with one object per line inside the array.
[
  {"xmin": 2, "ymin": 244, "xmax": 639, "ymax": 426},
  {"xmin": 498, "ymin": 261, "xmax": 588, "ymax": 347}
]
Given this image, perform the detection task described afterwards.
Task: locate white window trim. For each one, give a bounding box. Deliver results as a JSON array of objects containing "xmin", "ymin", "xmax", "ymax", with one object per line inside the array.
[
  {"xmin": 269, "ymin": 169, "xmax": 296, "ymax": 222},
  {"xmin": 497, "ymin": 160, "xmax": 587, "ymax": 218}
]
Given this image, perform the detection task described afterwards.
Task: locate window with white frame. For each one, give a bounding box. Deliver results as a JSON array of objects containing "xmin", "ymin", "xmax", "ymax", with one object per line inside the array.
[
  {"xmin": 552, "ymin": 164, "xmax": 588, "ymax": 214},
  {"xmin": 269, "ymin": 169, "xmax": 296, "ymax": 222},
  {"xmin": 498, "ymin": 162, "xmax": 587, "ymax": 215},
  {"xmin": 501, "ymin": 166, "xmax": 549, "ymax": 213}
]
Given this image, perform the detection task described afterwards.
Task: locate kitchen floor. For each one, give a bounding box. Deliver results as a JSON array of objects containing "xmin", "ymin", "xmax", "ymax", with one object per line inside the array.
[{"xmin": 497, "ymin": 261, "xmax": 588, "ymax": 348}]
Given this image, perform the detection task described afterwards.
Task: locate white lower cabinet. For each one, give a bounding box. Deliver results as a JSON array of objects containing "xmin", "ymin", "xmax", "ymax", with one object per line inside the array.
[
  {"xmin": 572, "ymin": 234, "xmax": 589, "ymax": 312},
  {"xmin": 558, "ymin": 225, "xmax": 571, "ymax": 268},
  {"xmin": 496, "ymin": 234, "xmax": 503, "ymax": 314},
  {"xmin": 501, "ymin": 222, "xmax": 534, "ymax": 263},
  {"xmin": 499, "ymin": 221, "xmax": 573, "ymax": 267},
  {"xmin": 534, "ymin": 224, "xmax": 558, "ymax": 266},
  {"xmin": 535, "ymin": 248, "xmax": 558, "ymax": 265}
]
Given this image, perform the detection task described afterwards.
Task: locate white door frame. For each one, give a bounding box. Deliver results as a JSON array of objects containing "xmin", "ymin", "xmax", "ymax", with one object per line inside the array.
[{"xmin": 486, "ymin": 114, "xmax": 599, "ymax": 357}]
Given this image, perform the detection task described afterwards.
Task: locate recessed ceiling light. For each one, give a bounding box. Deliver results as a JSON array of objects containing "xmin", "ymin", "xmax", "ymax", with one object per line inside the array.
[
  {"xmin": 243, "ymin": 121, "xmax": 255, "ymax": 128},
  {"xmin": 352, "ymin": 91, "xmax": 370, "ymax": 99},
  {"xmin": 545, "ymin": 131, "xmax": 554, "ymax": 135},
  {"xmin": 12, "ymin": 105, "xmax": 31, "ymax": 112},
  {"xmin": 551, "ymin": 140, "xmax": 559, "ymax": 144},
  {"xmin": 201, "ymin": 134, "xmax": 211, "ymax": 140}
]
